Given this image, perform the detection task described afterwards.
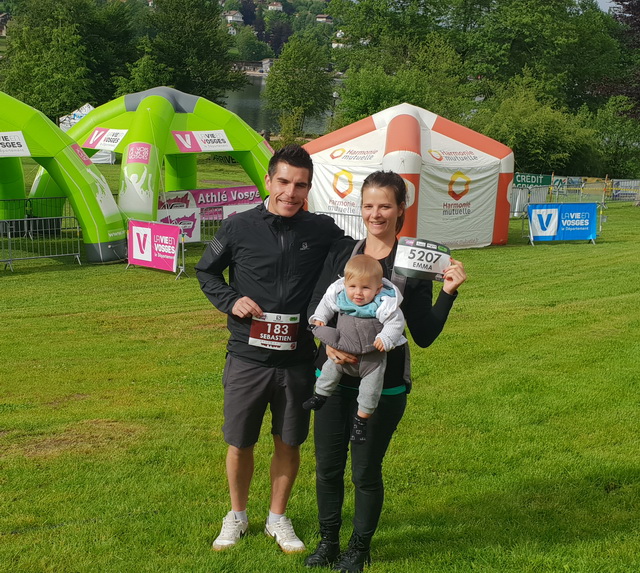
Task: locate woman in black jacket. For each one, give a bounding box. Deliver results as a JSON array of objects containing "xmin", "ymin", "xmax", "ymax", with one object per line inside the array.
[{"xmin": 305, "ymin": 171, "xmax": 467, "ymax": 572}]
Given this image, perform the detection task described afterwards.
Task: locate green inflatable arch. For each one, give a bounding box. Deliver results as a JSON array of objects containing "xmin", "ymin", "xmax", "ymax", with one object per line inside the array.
[
  {"xmin": 0, "ymin": 91, "xmax": 127, "ymax": 262},
  {"xmin": 32, "ymin": 86, "xmax": 273, "ymax": 225}
]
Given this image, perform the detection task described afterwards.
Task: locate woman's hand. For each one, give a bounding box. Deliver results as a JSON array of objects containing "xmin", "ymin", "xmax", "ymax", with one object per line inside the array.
[
  {"xmin": 442, "ymin": 258, "xmax": 467, "ymax": 295},
  {"xmin": 326, "ymin": 344, "xmax": 358, "ymax": 365}
]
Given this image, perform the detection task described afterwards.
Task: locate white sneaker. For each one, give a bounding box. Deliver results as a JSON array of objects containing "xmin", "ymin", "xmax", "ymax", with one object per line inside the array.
[
  {"xmin": 212, "ymin": 511, "xmax": 248, "ymax": 551},
  {"xmin": 264, "ymin": 515, "xmax": 306, "ymax": 553}
]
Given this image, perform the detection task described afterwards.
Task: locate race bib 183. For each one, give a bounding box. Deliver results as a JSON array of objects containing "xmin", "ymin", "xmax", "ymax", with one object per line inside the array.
[
  {"xmin": 248, "ymin": 312, "xmax": 300, "ymax": 351},
  {"xmin": 393, "ymin": 238, "xmax": 451, "ymax": 282}
]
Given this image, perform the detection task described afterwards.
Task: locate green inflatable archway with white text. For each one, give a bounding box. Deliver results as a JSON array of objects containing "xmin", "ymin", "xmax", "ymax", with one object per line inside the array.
[
  {"xmin": 0, "ymin": 91, "xmax": 127, "ymax": 262},
  {"xmin": 31, "ymin": 87, "xmax": 273, "ymax": 224}
]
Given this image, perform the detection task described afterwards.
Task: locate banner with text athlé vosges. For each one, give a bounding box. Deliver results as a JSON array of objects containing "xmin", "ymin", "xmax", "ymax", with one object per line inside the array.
[
  {"xmin": 128, "ymin": 220, "xmax": 180, "ymax": 273},
  {"xmin": 528, "ymin": 203, "xmax": 597, "ymax": 242}
]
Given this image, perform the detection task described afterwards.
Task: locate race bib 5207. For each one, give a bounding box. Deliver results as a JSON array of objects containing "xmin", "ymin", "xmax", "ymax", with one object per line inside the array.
[{"xmin": 394, "ymin": 238, "xmax": 451, "ymax": 282}]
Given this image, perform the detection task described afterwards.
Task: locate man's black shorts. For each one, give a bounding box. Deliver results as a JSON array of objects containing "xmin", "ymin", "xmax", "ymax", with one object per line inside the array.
[{"xmin": 222, "ymin": 354, "xmax": 315, "ymax": 448}]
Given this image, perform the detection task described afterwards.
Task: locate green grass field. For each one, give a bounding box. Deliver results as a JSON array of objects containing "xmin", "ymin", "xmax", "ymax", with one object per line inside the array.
[{"xmin": 1, "ymin": 198, "xmax": 639, "ymax": 572}]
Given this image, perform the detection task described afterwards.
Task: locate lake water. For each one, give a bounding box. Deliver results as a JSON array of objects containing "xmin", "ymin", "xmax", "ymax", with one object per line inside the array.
[{"xmin": 224, "ymin": 75, "xmax": 330, "ymax": 136}]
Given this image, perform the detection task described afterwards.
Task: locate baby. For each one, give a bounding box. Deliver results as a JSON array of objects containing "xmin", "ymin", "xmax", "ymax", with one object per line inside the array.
[{"xmin": 304, "ymin": 255, "xmax": 407, "ymax": 442}]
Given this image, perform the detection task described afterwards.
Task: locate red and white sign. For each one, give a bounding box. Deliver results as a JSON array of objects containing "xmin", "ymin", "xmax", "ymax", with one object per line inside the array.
[
  {"xmin": 248, "ymin": 313, "xmax": 300, "ymax": 351},
  {"xmin": 128, "ymin": 220, "xmax": 181, "ymax": 273}
]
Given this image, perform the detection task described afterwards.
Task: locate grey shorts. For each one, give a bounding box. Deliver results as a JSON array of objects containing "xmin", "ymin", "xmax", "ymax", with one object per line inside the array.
[{"xmin": 221, "ymin": 354, "xmax": 315, "ymax": 448}]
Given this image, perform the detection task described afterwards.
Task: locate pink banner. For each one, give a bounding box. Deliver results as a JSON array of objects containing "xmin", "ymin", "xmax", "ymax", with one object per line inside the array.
[
  {"xmin": 128, "ymin": 220, "xmax": 180, "ymax": 273},
  {"xmin": 158, "ymin": 208, "xmax": 201, "ymax": 242},
  {"xmin": 157, "ymin": 186, "xmax": 262, "ymax": 221}
]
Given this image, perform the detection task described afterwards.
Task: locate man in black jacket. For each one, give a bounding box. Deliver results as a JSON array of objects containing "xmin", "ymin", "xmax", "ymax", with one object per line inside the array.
[{"xmin": 196, "ymin": 145, "xmax": 343, "ymax": 554}]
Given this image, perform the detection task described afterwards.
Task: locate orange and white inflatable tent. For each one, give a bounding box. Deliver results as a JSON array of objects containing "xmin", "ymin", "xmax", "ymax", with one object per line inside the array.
[{"xmin": 304, "ymin": 103, "xmax": 514, "ymax": 248}]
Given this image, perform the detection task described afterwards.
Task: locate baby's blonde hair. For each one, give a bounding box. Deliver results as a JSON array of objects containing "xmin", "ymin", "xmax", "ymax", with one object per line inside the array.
[{"xmin": 344, "ymin": 254, "xmax": 383, "ymax": 284}]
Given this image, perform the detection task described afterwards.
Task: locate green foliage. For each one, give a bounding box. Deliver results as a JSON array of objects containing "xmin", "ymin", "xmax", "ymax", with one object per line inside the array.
[
  {"xmin": 0, "ymin": 21, "xmax": 91, "ymax": 119},
  {"xmin": 470, "ymin": 73, "xmax": 597, "ymax": 174},
  {"xmin": 328, "ymin": 0, "xmax": 438, "ymax": 49},
  {"xmin": 85, "ymin": 0, "xmax": 140, "ymax": 104},
  {"xmin": 112, "ymin": 36, "xmax": 173, "ymax": 97},
  {"xmin": 276, "ymin": 106, "xmax": 307, "ymax": 146},
  {"xmin": 462, "ymin": 0, "xmax": 621, "ymax": 110},
  {"xmin": 264, "ymin": 9, "xmax": 293, "ymax": 54},
  {"xmin": 234, "ymin": 26, "xmax": 274, "ymax": 61},
  {"xmin": 224, "ymin": 0, "xmax": 242, "ymax": 12},
  {"xmin": 335, "ymin": 33, "xmax": 473, "ymax": 126},
  {"xmin": 144, "ymin": 0, "xmax": 245, "ymax": 103},
  {"xmin": 264, "ymin": 34, "xmax": 332, "ymax": 135},
  {"xmin": 0, "ymin": 0, "xmax": 141, "ymax": 107},
  {"xmin": 587, "ymin": 95, "xmax": 640, "ymax": 178}
]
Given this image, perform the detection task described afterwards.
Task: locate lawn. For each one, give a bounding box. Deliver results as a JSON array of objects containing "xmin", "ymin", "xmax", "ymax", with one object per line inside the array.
[{"xmin": 1, "ymin": 201, "xmax": 639, "ymax": 572}]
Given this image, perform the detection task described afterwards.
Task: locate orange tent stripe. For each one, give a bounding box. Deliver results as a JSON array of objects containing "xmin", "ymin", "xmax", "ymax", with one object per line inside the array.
[
  {"xmin": 385, "ymin": 114, "xmax": 421, "ymax": 154},
  {"xmin": 492, "ymin": 172, "xmax": 514, "ymax": 244},
  {"xmin": 304, "ymin": 116, "xmax": 376, "ymax": 154},
  {"xmin": 433, "ymin": 116, "xmax": 512, "ymax": 159}
]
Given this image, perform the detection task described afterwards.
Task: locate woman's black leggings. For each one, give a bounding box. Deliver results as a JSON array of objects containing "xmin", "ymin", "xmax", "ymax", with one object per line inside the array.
[{"xmin": 312, "ymin": 386, "xmax": 407, "ymax": 541}]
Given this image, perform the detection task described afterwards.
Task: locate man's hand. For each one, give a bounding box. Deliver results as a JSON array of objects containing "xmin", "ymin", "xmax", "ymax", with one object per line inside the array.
[{"xmin": 232, "ymin": 296, "xmax": 264, "ymax": 319}]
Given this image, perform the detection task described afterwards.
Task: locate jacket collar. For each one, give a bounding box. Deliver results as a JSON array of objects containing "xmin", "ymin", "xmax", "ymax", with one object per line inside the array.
[{"xmin": 259, "ymin": 199, "xmax": 306, "ymax": 225}]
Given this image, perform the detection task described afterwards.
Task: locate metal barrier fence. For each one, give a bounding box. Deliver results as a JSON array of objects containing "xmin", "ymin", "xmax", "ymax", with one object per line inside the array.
[
  {"xmin": 315, "ymin": 211, "xmax": 366, "ymax": 239},
  {"xmin": 1, "ymin": 216, "xmax": 82, "ymax": 271},
  {"xmin": 510, "ymin": 179, "xmax": 639, "ymax": 217},
  {"xmin": 610, "ymin": 180, "xmax": 640, "ymax": 202},
  {"xmin": 200, "ymin": 207, "xmax": 223, "ymax": 242},
  {"xmin": 510, "ymin": 185, "xmax": 611, "ymax": 217},
  {"xmin": 0, "ymin": 197, "xmax": 76, "ymax": 219}
]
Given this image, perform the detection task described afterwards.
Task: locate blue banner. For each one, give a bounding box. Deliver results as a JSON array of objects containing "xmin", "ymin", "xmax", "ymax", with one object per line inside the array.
[{"xmin": 528, "ymin": 203, "xmax": 598, "ymax": 242}]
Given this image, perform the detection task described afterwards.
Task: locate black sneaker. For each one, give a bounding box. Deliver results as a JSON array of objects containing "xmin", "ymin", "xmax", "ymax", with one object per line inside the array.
[
  {"xmin": 332, "ymin": 534, "xmax": 371, "ymax": 572},
  {"xmin": 303, "ymin": 393, "xmax": 328, "ymax": 411}
]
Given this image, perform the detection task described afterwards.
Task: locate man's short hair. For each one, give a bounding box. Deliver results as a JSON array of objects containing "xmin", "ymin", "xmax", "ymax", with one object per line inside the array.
[
  {"xmin": 268, "ymin": 144, "xmax": 314, "ymax": 183},
  {"xmin": 344, "ymin": 255, "xmax": 383, "ymax": 285}
]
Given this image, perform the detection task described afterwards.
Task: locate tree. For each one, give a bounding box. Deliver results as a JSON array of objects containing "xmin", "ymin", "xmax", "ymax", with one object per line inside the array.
[
  {"xmin": 335, "ymin": 33, "xmax": 473, "ymax": 125},
  {"xmin": 225, "ymin": 0, "xmax": 243, "ymax": 11},
  {"xmin": 463, "ymin": 0, "xmax": 622, "ymax": 110},
  {"xmin": 264, "ymin": 10, "xmax": 293, "ymax": 54},
  {"xmin": 328, "ymin": 0, "xmax": 438, "ymax": 53},
  {"xmin": 0, "ymin": 0, "xmax": 141, "ymax": 106},
  {"xmin": 147, "ymin": 0, "xmax": 245, "ymax": 102},
  {"xmin": 112, "ymin": 36, "xmax": 173, "ymax": 97},
  {"xmin": 588, "ymin": 96, "xmax": 640, "ymax": 177},
  {"xmin": 239, "ymin": 0, "xmax": 257, "ymax": 26},
  {"xmin": 254, "ymin": 4, "xmax": 266, "ymax": 41},
  {"xmin": 234, "ymin": 26, "xmax": 274, "ymax": 61},
  {"xmin": 84, "ymin": 0, "xmax": 140, "ymax": 104},
  {"xmin": 0, "ymin": 21, "xmax": 91, "ymax": 119},
  {"xmin": 469, "ymin": 74, "xmax": 597, "ymax": 174},
  {"xmin": 264, "ymin": 34, "xmax": 333, "ymax": 135},
  {"xmin": 599, "ymin": 0, "xmax": 640, "ymax": 117}
]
